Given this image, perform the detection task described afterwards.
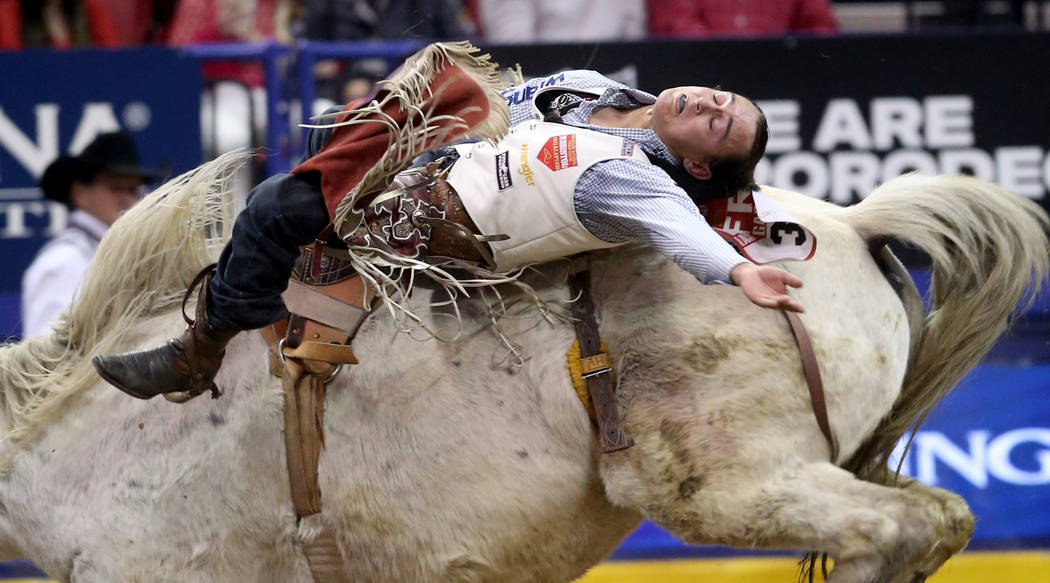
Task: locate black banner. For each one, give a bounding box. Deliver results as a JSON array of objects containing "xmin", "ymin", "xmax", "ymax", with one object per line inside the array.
[{"xmin": 483, "ymin": 33, "xmax": 1050, "ymax": 209}]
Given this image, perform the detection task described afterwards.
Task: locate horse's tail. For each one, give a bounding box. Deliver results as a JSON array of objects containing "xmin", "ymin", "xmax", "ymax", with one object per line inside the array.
[
  {"xmin": 0, "ymin": 151, "xmax": 246, "ymax": 458},
  {"xmin": 838, "ymin": 173, "xmax": 1050, "ymax": 484}
]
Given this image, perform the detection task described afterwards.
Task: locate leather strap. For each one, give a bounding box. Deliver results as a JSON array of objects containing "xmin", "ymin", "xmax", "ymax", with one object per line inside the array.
[
  {"xmin": 282, "ymin": 356, "xmax": 326, "ymax": 517},
  {"xmin": 300, "ymin": 526, "xmax": 355, "ymax": 583},
  {"xmin": 414, "ymin": 214, "xmax": 505, "ymax": 269},
  {"xmin": 782, "ymin": 311, "xmax": 839, "ymax": 462},
  {"xmin": 286, "ymin": 341, "xmax": 358, "ymax": 365},
  {"xmin": 567, "ymin": 257, "xmax": 633, "ymax": 453},
  {"xmin": 283, "ymin": 279, "xmax": 373, "ymax": 333},
  {"xmin": 282, "ymin": 356, "xmax": 357, "ymax": 583},
  {"xmin": 260, "ymin": 271, "xmax": 377, "ymax": 583}
]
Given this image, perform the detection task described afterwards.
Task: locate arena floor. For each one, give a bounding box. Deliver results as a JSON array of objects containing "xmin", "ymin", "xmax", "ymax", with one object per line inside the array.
[{"xmin": 576, "ymin": 551, "xmax": 1050, "ymax": 582}]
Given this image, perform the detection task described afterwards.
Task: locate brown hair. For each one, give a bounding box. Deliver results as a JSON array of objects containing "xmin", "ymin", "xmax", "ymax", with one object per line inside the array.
[
  {"xmin": 651, "ymin": 104, "xmax": 769, "ymax": 205},
  {"xmin": 706, "ymin": 104, "xmax": 769, "ymax": 197}
]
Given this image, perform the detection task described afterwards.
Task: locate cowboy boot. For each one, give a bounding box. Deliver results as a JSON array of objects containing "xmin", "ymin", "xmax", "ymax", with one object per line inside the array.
[{"xmin": 92, "ymin": 267, "xmax": 238, "ymax": 402}]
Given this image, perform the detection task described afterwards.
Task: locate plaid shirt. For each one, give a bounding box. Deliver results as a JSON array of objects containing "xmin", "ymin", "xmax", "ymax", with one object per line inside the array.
[{"xmin": 501, "ymin": 70, "xmax": 747, "ymax": 283}]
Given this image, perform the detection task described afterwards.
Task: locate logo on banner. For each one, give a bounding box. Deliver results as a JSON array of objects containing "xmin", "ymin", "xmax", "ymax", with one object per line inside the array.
[
  {"xmin": 537, "ymin": 135, "xmax": 577, "ymax": 172},
  {"xmin": 495, "ymin": 150, "xmax": 512, "ymax": 191},
  {"xmin": 755, "ymin": 95, "xmax": 1049, "ymax": 202}
]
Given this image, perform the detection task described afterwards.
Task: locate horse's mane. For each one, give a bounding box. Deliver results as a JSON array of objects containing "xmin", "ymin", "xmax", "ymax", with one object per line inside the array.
[{"xmin": 0, "ymin": 151, "xmax": 245, "ymax": 468}]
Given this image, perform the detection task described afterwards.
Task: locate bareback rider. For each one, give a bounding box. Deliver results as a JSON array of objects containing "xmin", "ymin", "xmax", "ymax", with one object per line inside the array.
[
  {"xmin": 93, "ymin": 48, "xmax": 803, "ymax": 403},
  {"xmin": 491, "ymin": 69, "xmax": 802, "ymax": 303}
]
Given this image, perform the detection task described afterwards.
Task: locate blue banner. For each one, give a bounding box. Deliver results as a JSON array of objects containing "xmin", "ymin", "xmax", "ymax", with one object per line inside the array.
[{"xmin": 0, "ymin": 47, "xmax": 202, "ymax": 338}]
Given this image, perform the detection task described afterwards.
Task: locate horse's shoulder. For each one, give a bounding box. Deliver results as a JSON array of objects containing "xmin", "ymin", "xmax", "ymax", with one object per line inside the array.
[{"xmin": 758, "ymin": 185, "xmax": 851, "ymax": 234}]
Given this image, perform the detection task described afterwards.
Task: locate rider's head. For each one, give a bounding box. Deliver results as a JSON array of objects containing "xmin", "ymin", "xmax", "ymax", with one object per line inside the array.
[{"xmin": 649, "ymin": 86, "xmax": 768, "ymax": 196}]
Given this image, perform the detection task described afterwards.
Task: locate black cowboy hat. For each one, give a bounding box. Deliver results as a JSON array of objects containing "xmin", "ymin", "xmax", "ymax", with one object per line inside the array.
[{"xmin": 40, "ymin": 132, "xmax": 168, "ymax": 206}]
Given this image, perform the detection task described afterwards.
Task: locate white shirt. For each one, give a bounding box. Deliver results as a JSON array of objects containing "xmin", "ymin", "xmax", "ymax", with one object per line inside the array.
[
  {"xmin": 479, "ymin": 0, "xmax": 646, "ymax": 42},
  {"xmin": 21, "ymin": 210, "xmax": 108, "ymax": 338}
]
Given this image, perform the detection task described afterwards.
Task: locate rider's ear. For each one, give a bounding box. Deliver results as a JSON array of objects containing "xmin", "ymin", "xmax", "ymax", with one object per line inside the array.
[{"xmin": 683, "ymin": 158, "xmax": 711, "ymax": 181}]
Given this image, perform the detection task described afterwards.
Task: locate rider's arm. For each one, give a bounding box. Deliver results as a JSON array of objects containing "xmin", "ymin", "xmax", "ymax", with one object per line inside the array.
[
  {"xmin": 574, "ymin": 157, "xmax": 749, "ymax": 284},
  {"xmin": 575, "ymin": 158, "xmax": 805, "ymax": 312}
]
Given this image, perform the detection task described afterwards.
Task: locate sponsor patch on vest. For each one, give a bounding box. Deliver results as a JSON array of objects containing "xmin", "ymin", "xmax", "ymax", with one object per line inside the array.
[
  {"xmin": 620, "ymin": 139, "xmax": 635, "ymax": 156},
  {"xmin": 519, "ymin": 141, "xmax": 535, "ymax": 185},
  {"xmin": 495, "ymin": 150, "xmax": 512, "ymax": 191},
  {"xmin": 537, "ymin": 135, "xmax": 578, "ymax": 172}
]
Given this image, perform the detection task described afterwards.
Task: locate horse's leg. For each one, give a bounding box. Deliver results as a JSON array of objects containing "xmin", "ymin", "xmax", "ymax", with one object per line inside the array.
[
  {"xmin": 884, "ymin": 477, "xmax": 976, "ymax": 583},
  {"xmin": 606, "ymin": 459, "xmax": 974, "ymax": 583}
]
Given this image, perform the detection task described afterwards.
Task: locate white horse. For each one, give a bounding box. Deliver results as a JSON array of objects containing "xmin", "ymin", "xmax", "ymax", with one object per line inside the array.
[{"xmin": 0, "ymin": 153, "xmax": 1045, "ymax": 583}]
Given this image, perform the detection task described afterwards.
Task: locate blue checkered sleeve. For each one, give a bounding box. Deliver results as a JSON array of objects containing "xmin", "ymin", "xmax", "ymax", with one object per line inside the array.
[{"xmin": 574, "ymin": 159, "xmax": 750, "ymax": 284}]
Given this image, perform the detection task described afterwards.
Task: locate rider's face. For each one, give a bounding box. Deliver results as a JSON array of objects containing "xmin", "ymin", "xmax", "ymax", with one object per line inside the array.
[{"xmin": 649, "ymin": 86, "xmax": 759, "ymax": 178}]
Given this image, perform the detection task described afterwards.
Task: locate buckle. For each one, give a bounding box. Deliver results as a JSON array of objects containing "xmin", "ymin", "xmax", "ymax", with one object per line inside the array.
[{"xmin": 581, "ymin": 367, "xmax": 611, "ymax": 379}]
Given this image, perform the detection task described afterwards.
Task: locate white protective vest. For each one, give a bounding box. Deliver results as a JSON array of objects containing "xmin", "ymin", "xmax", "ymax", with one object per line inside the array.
[{"xmin": 447, "ymin": 120, "xmax": 648, "ymax": 271}]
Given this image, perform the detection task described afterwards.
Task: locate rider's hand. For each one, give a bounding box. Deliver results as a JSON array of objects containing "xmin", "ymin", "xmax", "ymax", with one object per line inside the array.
[{"xmin": 729, "ymin": 263, "xmax": 805, "ymax": 313}]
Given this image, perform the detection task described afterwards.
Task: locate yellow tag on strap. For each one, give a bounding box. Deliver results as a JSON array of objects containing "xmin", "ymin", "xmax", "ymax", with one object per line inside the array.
[{"xmin": 566, "ymin": 339, "xmax": 612, "ymax": 421}]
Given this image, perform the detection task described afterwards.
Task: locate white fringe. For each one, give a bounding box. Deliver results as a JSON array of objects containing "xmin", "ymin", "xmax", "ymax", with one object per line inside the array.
[
  {"xmin": 301, "ymin": 41, "xmax": 540, "ymax": 346},
  {"xmin": 301, "ymin": 41, "xmax": 510, "ymax": 241}
]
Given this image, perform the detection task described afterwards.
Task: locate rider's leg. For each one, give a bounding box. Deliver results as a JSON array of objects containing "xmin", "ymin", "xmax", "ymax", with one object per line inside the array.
[
  {"xmin": 93, "ymin": 45, "xmax": 506, "ymax": 402},
  {"xmin": 92, "ymin": 171, "xmax": 330, "ymax": 400}
]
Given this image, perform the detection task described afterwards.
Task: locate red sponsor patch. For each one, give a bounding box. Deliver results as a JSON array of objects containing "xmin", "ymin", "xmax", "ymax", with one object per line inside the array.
[{"xmin": 537, "ymin": 135, "xmax": 578, "ymax": 172}]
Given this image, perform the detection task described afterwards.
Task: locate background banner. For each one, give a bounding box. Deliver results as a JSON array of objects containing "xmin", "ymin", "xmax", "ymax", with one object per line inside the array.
[{"xmin": 485, "ymin": 33, "xmax": 1050, "ymax": 210}]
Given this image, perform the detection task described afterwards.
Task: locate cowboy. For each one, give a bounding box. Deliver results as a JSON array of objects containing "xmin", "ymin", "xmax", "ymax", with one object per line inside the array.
[
  {"xmin": 92, "ymin": 43, "xmax": 803, "ymax": 403},
  {"xmin": 22, "ymin": 131, "xmax": 164, "ymax": 338}
]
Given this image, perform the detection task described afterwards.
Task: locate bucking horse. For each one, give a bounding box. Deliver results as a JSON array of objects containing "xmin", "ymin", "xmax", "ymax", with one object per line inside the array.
[{"xmin": 0, "ymin": 107, "xmax": 1047, "ymax": 583}]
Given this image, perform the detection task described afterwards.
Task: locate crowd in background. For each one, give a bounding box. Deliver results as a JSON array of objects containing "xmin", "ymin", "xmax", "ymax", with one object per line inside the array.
[
  {"xmin": 2, "ymin": 1, "xmax": 1040, "ymax": 104},
  {"xmin": 2, "ymin": 0, "xmax": 1041, "ymax": 337},
  {"xmin": 0, "ymin": 0, "xmax": 1037, "ymax": 169},
  {"xmin": 1, "ymin": 0, "xmax": 1040, "ymax": 52},
  {"xmin": 0, "ymin": 0, "xmax": 846, "ymax": 53},
  {"xmin": 0, "ymin": 0, "xmax": 846, "ymax": 86}
]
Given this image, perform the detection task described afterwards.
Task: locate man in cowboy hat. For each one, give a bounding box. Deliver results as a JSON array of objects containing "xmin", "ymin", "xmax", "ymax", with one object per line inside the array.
[{"xmin": 21, "ymin": 131, "xmax": 164, "ymax": 337}]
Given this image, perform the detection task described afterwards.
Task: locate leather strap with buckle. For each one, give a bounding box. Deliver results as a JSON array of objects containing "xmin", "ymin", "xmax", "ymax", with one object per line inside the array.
[{"xmin": 568, "ymin": 256, "xmax": 633, "ymax": 454}]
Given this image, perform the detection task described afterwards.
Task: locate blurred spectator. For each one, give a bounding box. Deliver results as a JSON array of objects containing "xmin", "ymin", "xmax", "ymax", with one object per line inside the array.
[
  {"xmin": 477, "ymin": 0, "xmax": 646, "ymax": 42},
  {"xmin": 168, "ymin": 0, "xmax": 294, "ymax": 155},
  {"xmin": 93, "ymin": 0, "xmax": 158, "ymax": 44},
  {"xmin": 302, "ymin": 0, "xmax": 472, "ymax": 41},
  {"xmin": 0, "ymin": 0, "xmax": 122, "ymax": 49},
  {"xmin": 340, "ymin": 57, "xmax": 387, "ymax": 102},
  {"xmin": 301, "ymin": 0, "xmax": 472, "ymax": 102},
  {"xmin": 0, "ymin": 0, "xmax": 19, "ymax": 48},
  {"xmin": 647, "ymin": 0, "xmax": 838, "ymax": 37},
  {"xmin": 22, "ymin": 132, "xmax": 165, "ymax": 338},
  {"xmin": 168, "ymin": 0, "xmax": 292, "ymax": 87}
]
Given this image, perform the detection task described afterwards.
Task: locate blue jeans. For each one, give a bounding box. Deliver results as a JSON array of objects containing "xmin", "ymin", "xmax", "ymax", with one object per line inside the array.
[
  {"xmin": 205, "ymin": 136, "xmax": 465, "ymax": 331},
  {"xmin": 207, "ymin": 171, "xmax": 330, "ymax": 330}
]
